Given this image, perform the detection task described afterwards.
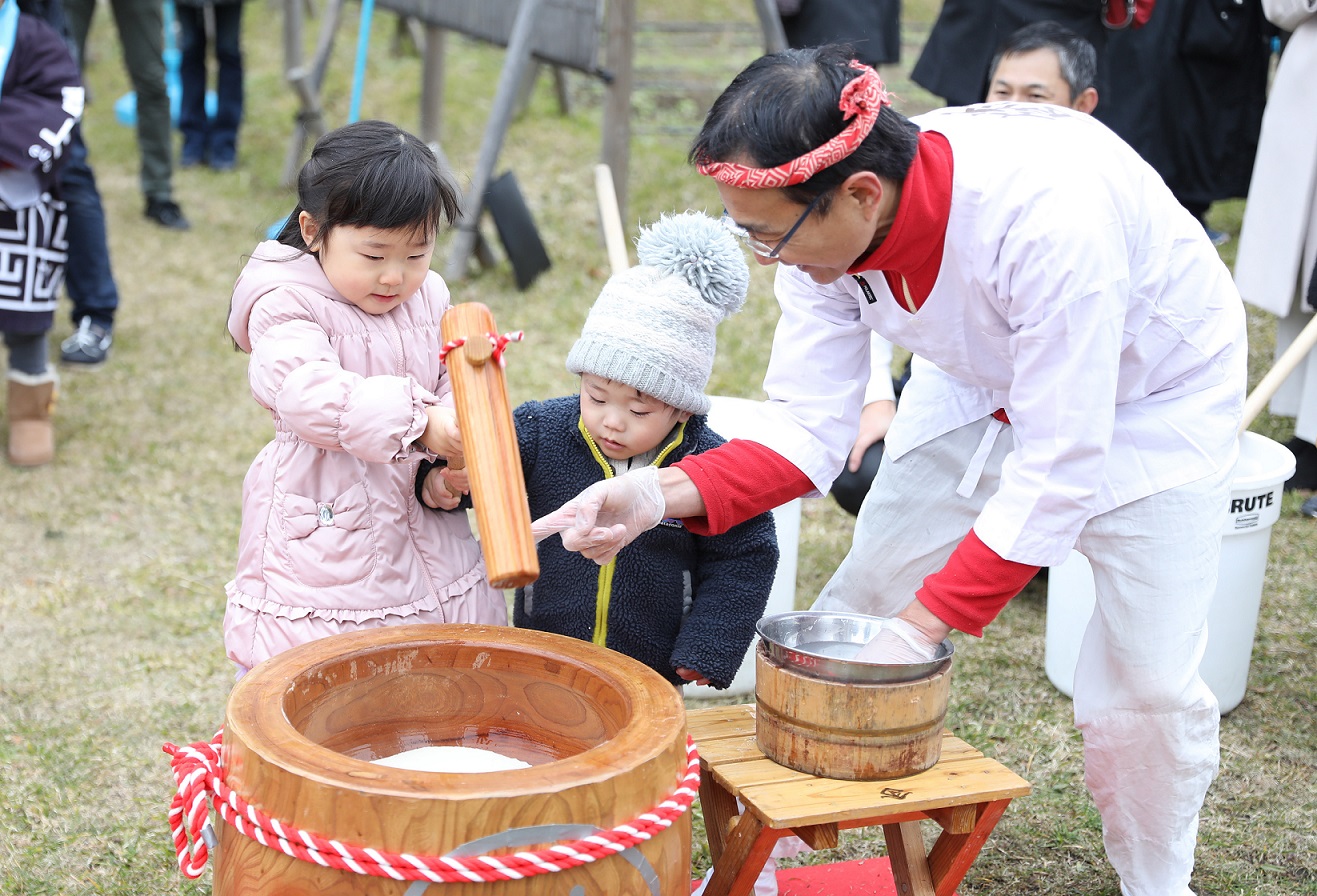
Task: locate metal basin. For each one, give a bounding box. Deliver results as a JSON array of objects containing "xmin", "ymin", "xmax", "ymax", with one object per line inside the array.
[{"xmin": 756, "ymin": 611, "xmax": 954, "ymax": 683}]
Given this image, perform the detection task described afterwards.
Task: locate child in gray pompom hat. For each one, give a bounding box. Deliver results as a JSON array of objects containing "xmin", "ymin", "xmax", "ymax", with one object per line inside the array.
[
  {"xmin": 422, "ymin": 211, "xmax": 778, "ymax": 692},
  {"xmin": 565, "ymin": 209, "xmax": 750, "ymax": 417}
]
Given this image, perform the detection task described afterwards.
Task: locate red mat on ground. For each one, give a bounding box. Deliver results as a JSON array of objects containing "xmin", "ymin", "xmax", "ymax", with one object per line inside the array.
[{"xmin": 692, "ymin": 857, "xmax": 959, "ymax": 895}]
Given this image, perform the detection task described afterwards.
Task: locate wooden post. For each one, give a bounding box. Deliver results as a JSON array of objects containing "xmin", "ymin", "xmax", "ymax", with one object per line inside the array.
[
  {"xmin": 443, "ymin": 0, "xmax": 545, "ymax": 281},
  {"xmin": 751, "ymin": 0, "xmax": 788, "ymax": 52},
  {"xmin": 282, "ymin": 0, "xmax": 303, "ymax": 83},
  {"xmin": 440, "ymin": 303, "xmax": 538, "ymax": 588},
  {"xmin": 601, "ymin": 0, "xmax": 634, "ymax": 225},
  {"xmin": 281, "ymin": 0, "xmax": 347, "ymax": 187},
  {"xmin": 419, "ymin": 24, "xmax": 446, "ymax": 144}
]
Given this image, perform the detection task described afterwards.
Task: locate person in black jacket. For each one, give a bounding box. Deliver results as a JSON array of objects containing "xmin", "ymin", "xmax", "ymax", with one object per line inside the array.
[
  {"xmin": 1102, "ymin": 0, "xmax": 1273, "ymax": 246},
  {"xmin": 1, "ymin": 0, "xmax": 83, "ymax": 464},
  {"xmin": 422, "ymin": 212, "xmax": 778, "ymax": 690}
]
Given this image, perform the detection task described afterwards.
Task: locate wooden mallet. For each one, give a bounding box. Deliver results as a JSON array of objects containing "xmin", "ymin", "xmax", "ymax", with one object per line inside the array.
[
  {"xmin": 1240, "ymin": 313, "xmax": 1317, "ymax": 433},
  {"xmin": 440, "ymin": 303, "xmax": 538, "ymax": 588}
]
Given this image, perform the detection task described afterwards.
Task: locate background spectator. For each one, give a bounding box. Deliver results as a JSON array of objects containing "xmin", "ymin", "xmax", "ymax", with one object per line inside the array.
[
  {"xmin": 1102, "ymin": 0, "xmax": 1273, "ymax": 245},
  {"xmin": 176, "ymin": 0, "xmax": 246, "ymax": 171},
  {"xmin": 1233, "ymin": 0, "xmax": 1317, "ymax": 513},
  {"xmin": 2, "ymin": 0, "xmax": 84, "ymax": 464},
  {"xmin": 63, "ymin": 0, "xmax": 190, "ymax": 229},
  {"xmin": 910, "ymin": 0, "xmax": 1111, "ymax": 109},
  {"xmin": 777, "ymin": 0, "xmax": 901, "ymax": 68}
]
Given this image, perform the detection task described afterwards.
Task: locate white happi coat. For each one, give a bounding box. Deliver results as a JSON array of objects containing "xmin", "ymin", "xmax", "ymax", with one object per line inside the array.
[{"xmin": 739, "ymin": 103, "xmax": 1247, "ymax": 569}]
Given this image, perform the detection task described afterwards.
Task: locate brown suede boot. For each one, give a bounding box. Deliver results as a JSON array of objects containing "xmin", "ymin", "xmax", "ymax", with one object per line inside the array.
[{"xmin": 7, "ymin": 370, "xmax": 57, "ymax": 467}]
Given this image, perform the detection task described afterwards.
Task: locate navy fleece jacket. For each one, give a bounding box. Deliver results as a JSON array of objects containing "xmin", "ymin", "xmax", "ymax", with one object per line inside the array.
[{"xmin": 514, "ymin": 396, "xmax": 779, "ymax": 689}]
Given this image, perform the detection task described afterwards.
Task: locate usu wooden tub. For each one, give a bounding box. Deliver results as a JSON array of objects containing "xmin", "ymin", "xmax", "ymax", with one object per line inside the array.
[
  {"xmin": 214, "ymin": 624, "xmax": 691, "ymax": 895},
  {"xmin": 755, "ymin": 641, "xmax": 952, "ymax": 781}
]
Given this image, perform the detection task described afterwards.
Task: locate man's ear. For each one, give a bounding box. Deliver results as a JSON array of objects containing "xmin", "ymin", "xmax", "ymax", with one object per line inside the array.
[
  {"xmin": 1073, "ymin": 87, "xmax": 1099, "ymax": 116},
  {"xmin": 841, "ymin": 171, "xmax": 885, "ymax": 222}
]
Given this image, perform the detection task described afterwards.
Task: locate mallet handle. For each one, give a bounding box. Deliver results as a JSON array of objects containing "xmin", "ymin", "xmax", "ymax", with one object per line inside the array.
[
  {"xmin": 595, "ymin": 163, "xmax": 629, "ymax": 276},
  {"xmin": 1241, "ymin": 313, "xmax": 1317, "ymax": 433},
  {"xmin": 441, "ymin": 303, "xmax": 538, "ymax": 588}
]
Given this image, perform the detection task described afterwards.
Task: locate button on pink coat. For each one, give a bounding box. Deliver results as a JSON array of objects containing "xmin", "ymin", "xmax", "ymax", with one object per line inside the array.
[{"xmin": 223, "ymin": 241, "xmax": 506, "ymax": 673}]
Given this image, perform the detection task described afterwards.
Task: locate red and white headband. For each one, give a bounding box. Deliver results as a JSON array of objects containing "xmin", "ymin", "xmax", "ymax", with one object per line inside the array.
[{"xmin": 698, "ymin": 60, "xmax": 891, "ymax": 189}]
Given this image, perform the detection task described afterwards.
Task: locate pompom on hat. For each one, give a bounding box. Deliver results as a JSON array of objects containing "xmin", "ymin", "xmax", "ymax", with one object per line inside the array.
[{"xmin": 566, "ymin": 211, "xmax": 749, "ymax": 416}]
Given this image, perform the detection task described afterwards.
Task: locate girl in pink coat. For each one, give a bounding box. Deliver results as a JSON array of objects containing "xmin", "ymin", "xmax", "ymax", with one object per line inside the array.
[{"xmin": 223, "ymin": 120, "xmax": 506, "ymax": 675}]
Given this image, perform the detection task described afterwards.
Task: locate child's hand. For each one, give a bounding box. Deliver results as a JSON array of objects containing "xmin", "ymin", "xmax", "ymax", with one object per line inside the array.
[
  {"xmin": 443, "ymin": 464, "xmax": 471, "ymax": 495},
  {"xmin": 420, "ymin": 406, "xmax": 464, "ymax": 461},
  {"xmin": 675, "ymin": 667, "xmax": 710, "ymax": 687},
  {"xmin": 419, "ymin": 466, "xmax": 462, "ymax": 510}
]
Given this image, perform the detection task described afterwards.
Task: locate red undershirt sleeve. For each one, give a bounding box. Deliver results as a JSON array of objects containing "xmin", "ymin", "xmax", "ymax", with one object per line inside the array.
[
  {"xmin": 915, "ymin": 529, "xmax": 1041, "ymax": 637},
  {"xmin": 673, "ymin": 439, "xmax": 815, "ymax": 536}
]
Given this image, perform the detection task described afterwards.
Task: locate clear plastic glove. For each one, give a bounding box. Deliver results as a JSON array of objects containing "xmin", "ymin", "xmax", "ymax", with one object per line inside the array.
[
  {"xmin": 853, "ymin": 617, "xmax": 942, "ymax": 665},
  {"xmin": 530, "ymin": 466, "xmax": 665, "ymax": 565}
]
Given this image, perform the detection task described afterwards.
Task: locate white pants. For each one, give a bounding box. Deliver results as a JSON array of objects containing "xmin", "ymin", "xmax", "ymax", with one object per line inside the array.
[{"xmin": 815, "ymin": 416, "xmax": 1229, "ymax": 896}]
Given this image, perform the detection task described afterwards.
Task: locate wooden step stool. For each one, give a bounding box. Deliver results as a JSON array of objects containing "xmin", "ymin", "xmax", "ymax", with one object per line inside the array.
[{"xmin": 686, "ymin": 704, "xmax": 1031, "ymax": 896}]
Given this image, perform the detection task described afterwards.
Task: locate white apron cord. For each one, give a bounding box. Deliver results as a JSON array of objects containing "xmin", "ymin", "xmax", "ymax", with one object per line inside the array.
[
  {"xmin": 955, "ymin": 415, "xmax": 1004, "ymax": 498},
  {"xmin": 814, "ymin": 415, "xmax": 1011, "ymax": 618}
]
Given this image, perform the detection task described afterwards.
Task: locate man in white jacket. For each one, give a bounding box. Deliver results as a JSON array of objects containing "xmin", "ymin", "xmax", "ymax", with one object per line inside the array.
[
  {"xmin": 541, "ymin": 44, "xmax": 1247, "ymax": 896},
  {"xmin": 842, "ymin": 20, "xmax": 1105, "ymax": 512}
]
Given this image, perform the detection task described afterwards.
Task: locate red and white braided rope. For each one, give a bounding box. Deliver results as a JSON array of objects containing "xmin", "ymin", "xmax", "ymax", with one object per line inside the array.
[
  {"xmin": 162, "ymin": 731, "xmax": 700, "ymax": 883},
  {"xmin": 438, "ymin": 330, "xmax": 525, "ymax": 368}
]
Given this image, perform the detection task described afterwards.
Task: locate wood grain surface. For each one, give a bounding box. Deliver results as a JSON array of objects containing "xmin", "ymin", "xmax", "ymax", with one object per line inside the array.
[
  {"xmin": 754, "ymin": 641, "xmax": 952, "ymax": 781},
  {"xmin": 215, "ymin": 625, "xmax": 690, "ymax": 894},
  {"xmin": 440, "ymin": 303, "xmax": 538, "ymax": 588}
]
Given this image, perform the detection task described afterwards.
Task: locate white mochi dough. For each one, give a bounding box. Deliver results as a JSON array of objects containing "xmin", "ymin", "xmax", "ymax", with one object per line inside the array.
[{"xmin": 371, "ymin": 745, "xmax": 532, "ymax": 773}]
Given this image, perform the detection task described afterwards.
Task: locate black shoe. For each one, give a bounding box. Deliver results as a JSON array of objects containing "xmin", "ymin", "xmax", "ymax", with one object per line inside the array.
[
  {"xmin": 1301, "ymin": 495, "xmax": 1317, "ymax": 518},
  {"xmin": 60, "ymin": 318, "xmax": 113, "ymax": 366},
  {"xmin": 145, "ymin": 198, "xmax": 190, "ymax": 230},
  {"xmin": 1283, "ymin": 437, "xmax": 1317, "ymax": 491}
]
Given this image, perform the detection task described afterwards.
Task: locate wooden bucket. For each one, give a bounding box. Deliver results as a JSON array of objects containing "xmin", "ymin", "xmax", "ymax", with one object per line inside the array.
[
  {"xmin": 754, "ymin": 641, "xmax": 952, "ymax": 781},
  {"xmin": 214, "ymin": 624, "xmax": 691, "ymax": 895}
]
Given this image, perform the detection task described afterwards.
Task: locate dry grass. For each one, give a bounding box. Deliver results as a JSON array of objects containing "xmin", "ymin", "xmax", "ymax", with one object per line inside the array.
[{"xmin": 1, "ymin": 1, "xmax": 1314, "ymax": 894}]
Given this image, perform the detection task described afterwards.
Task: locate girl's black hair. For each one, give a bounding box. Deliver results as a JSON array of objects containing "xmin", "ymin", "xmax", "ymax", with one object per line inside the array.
[
  {"xmin": 689, "ymin": 44, "xmax": 920, "ymax": 210},
  {"xmin": 276, "ymin": 119, "xmax": 463, "ymax": 251}
]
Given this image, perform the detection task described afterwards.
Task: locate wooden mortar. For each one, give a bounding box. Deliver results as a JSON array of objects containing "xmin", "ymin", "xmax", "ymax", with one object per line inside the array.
[
  {"xmin": 754, "ymin": 640, "xmax": 952, "ymax": 781},
  {"xmin": 214, "ymin": 624, "xmax": 691, "ymax": 894}
]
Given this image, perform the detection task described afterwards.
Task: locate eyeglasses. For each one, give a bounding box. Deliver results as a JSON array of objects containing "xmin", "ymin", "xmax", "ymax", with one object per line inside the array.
[{"xmin": 721, "ymin": 191, "xmax": 828, "ymax": 259}]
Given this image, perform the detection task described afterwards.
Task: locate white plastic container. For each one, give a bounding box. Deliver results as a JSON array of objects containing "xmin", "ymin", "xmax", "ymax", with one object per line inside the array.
[
  {"xmin": 686, "ymin": 396, "xmax": 801, "ymax": 698},
  {"xmin": 1044, "ymin": 432, "xmax": 1296, "ymax": 715}
]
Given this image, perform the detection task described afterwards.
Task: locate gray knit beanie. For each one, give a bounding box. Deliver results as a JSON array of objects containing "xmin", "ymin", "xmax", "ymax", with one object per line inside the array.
[{"xmin": 566, "ymin": 211, "xmax": 749, "ymax": 416}]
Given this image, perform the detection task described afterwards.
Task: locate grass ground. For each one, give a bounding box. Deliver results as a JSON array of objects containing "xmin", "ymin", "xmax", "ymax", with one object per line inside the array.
[{"xmin": 0, "ymin": 1, "xmax": 1313, "ymax": 894}]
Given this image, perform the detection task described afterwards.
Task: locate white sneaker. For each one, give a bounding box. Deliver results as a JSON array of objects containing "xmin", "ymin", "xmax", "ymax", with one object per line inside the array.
[{"xmin": 60, "ymin": 318, "xmax": 113, "ymax": 366}]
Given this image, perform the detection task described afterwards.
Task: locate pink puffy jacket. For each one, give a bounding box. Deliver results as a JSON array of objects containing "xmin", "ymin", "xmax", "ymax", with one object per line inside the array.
[{"xmin": 223, "ymin": 242, "xmax": 506, "ymax": 673}]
